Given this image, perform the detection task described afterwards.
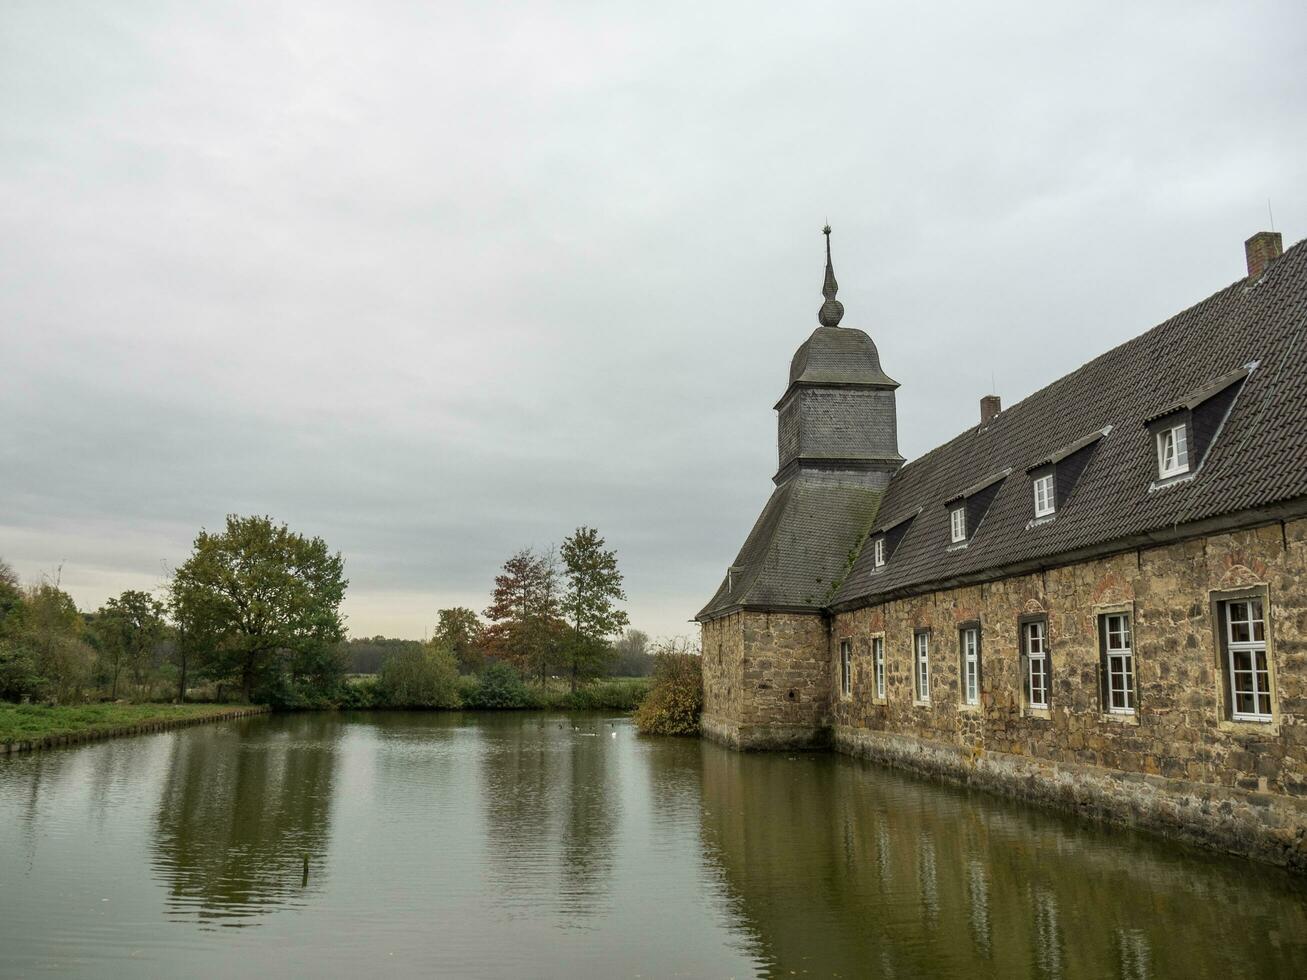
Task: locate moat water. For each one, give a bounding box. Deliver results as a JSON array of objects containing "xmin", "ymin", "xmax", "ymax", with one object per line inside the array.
[{"xmin": 1, "ymin": 712, "xmax": 1305, "ymax": 979}]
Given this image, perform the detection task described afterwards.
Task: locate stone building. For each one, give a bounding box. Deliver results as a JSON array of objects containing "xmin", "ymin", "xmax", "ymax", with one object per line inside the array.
[{"xmin": 697, "ymin": 228, "xmax": 1307, "ymax": 869}]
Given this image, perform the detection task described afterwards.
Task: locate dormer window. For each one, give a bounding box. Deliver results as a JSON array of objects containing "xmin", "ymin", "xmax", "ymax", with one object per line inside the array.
[
  {"xmin": 1143, "ymin": 364, "xmax": 1253, "ymax": 488},
  {"xmin": 1033, "ymin": 472, "xmax": 1055, "ymax": 517},
  {"xmin": 1024, "ymin": 427, "xmax": 1108, "ymax": 526},
  {"xmin": 1157, "ymin": 424, "xmax": 1189, "ymax": 478},
  {"xmin": 943, "ymin": 469, "xmax": 1009, "ymax": 549},
  {"xmin": 866, "ymin": 509, "xmax": 919, "ymax": 569},
  {"xmin": 949, "ymin": 506, "xmax": 967, "ymax": 543}
]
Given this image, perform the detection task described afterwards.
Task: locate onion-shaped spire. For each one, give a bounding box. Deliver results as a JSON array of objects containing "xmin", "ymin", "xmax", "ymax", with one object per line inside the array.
[{"xmin": 818, "ymin": 224, "xmax": 844, "ymax": 327}]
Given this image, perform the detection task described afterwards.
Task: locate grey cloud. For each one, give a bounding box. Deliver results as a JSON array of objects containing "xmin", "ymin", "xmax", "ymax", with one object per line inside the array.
[{"xmin": 3, "ymin": 0, "xmax": 1305, "ymax": 637}]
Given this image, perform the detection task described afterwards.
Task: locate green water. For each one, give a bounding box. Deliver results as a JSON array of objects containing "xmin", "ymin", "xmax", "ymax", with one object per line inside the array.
[{"xmin": 1, "ymin": 712, "xmax": 1304, "ymax": 978}]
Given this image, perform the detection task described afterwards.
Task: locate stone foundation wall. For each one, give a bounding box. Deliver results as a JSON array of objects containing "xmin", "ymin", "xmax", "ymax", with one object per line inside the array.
[
  {"xmin": 827, "ymin": 518, "xmax": 1307, "ymax": 868},
  {"xmin": 701, "ymin": 610, "xmax": 831, "ymax": 749},
  {"xmin": 834, "ymin": 725, "xmax": 1307, "ymax": 871}
]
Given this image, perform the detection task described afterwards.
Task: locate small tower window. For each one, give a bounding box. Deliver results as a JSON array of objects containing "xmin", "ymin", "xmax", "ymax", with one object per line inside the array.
[
  {"xmin": 1033, "ymin": 473, "xmax": 1055, "ymax": 517},
  {"xmin": 949, "ymin": 506, "xmax": 967, "ymax": 544},
  {"xmin": 1157, "ymin": 424, "xmax": 1190, "ymax": 478},
  {"xmin": 873, "ymin": 537, "xmax": 885, "ymax": 567}
]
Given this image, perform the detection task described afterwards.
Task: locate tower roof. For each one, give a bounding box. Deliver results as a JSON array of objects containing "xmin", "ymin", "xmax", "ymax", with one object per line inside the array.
[
  {"xmin": 780, "ymin": 227, "xmax": 898, "ymax": 400},
  {"xmin": 786, "ymin": 326, "xmax": 899, "ymax": 390}
]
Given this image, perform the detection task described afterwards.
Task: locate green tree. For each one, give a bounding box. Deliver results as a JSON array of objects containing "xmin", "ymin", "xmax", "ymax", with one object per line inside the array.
[
  {"xmin": 560, "ymin": 527, "xmax": 629, "ymax": 691},
  {"xmin": 93, "ymin": 590, "xmax": 167, "ymax": 699},
  {"xmin": 170, "ymin": 515, "xmax": 348, "ymax": 702},
  {"xmin": 434, "ymin": 607, "xmax": 485, "ymax": 674},
  {"xmin": 483, "ymin": 547, "xmax": 564, "ymax": 687},
  {"xmin": 0, "ymin": 560, "xmax": 39, "ymax": 702},
  {"xmin": 376, "ymin": 642, "xmax": 461, "ymax": 708},
  {"xmin": 0, "ymin": 559, "xmax": 21, "ymax": 625},
  {"xmin": 23, "ymin": 581, "xmax": 94, "ymax": 703}
]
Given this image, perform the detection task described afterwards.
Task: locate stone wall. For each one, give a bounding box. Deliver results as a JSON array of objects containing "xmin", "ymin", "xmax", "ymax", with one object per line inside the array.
[
  {"xmin": 700, "ymin": 610, "xmax": 831, "ymax": 750},
  {"xmin": 828, "ymin": 517, "xmax": 1307, "ymax": 868}
]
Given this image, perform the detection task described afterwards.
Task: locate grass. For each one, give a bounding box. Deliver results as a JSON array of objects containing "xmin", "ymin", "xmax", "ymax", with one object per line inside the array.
[
  {"xmin": 538, "ymin": 676, "xmax": 651, "ymax": 711},
  {"xmin": 0, "ymin": 703, "xmax": 257, "ymax": 746},
  {"xmin": 344, "ymin": 673, "xmax": 653, "ymax": 712}
]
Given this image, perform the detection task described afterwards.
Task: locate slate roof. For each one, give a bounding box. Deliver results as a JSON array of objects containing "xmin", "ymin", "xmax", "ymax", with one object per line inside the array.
[
  {"xmin": 785, "ymin": 326, "xmax": 899, "ymax": 393},
  {"xmin": 833, "ymin": 237, "xmax": 1307, "ymax": 609},
  {"xmin": 696, "ymin": 477, "xmax": 882, "ymax": 620}
]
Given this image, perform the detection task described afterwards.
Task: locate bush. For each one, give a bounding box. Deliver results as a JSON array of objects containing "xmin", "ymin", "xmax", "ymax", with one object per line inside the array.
[
  {"xmin": 634, "ymin": 647, "xmax": 702, "ymax": 736},
  {"xmin": 337, "ymin": 677, "xmax": 380, "ymax": 709},
  {"xmin": 0, "ymin": 641, "xmax": 44, "ymax": 702},
  {"xmin": 463, "ymin": 662, "xmax": 536, "ymax": 709},
  {"xmin": 376, "ymin": 644, "xmax": 462, "ymax": 708}
]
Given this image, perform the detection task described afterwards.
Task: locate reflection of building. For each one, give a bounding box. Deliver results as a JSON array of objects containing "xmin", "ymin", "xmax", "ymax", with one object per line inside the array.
[
  {"xmin": 697, "ymin": 228, "xmax": 1307, "ymax": 868},
  {"xmin": 695, "ymin": 742, "xmax": 1307, "ymax": 977}
]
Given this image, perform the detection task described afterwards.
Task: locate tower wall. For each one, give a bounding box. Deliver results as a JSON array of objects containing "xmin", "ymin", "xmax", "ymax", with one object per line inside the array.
[
  {"xmin": 776, "ymin": 387, "xmax": 900, "ymax": 488},
  {"xmin": 701, "ymin": 610, "xmax": 832, "ymax": 750}
]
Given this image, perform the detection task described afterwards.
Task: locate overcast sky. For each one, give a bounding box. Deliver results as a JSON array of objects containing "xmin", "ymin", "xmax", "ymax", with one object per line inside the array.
[{"xmin": 3, "ymin": 1, "xmax": 1305, "ymax": 641}]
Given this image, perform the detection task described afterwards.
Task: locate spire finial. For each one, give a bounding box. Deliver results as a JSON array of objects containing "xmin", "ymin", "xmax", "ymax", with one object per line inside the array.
[{"xmin": 818, "ymin": 224, "xmax": 844, "ymax": 327}]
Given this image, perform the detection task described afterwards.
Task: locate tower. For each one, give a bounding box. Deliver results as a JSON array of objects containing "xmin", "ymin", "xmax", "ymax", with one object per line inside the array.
[
  {"xmin": 696, "ymin": 227, "xmax": 899, "ymax": 749},
  {"xmin": 774, "ymin": 226, "xmax": 902, "ymax": 487}
]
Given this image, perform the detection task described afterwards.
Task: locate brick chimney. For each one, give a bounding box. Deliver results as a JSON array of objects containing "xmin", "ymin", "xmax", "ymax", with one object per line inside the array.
[
  {"xmin": 980, "ymin": 394, "xmax": 1001, "ymax": 424},
  {"xmin": 1245, "ymin": 231, "xmax": 1283, "ymax": 279}
]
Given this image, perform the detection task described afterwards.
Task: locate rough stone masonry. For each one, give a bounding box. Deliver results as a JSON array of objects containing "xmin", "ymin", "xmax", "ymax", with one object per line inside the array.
[{"xmin": 697, "ymin": 227, "xmax": 1307, "ymax": 870}]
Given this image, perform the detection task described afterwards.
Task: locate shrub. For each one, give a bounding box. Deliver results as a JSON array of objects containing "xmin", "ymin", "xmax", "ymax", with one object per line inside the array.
[
  {"xmin": 337, "ymin": 677, "xmax": 380, "ymax": 709},
  {"xmin": 0, "ymin": 641, "xmax": 44, "ymax": 703},
  {"xmin": 634, "ymin": 645, "xmax": 702, "ymax": 736},
  {"xmin": 376, "ymin": 643, "xmax": 462, "ymax": 708},
  {"xmin": 463, "ymin": 662, "xmax": 536, "ymax": 709}
]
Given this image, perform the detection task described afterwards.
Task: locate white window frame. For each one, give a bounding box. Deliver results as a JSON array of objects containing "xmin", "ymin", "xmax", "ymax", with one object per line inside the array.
[
  {"xmin": 1224, "ymin": 598, "xmax": 1272, "ymax": 722},
  {"xmin": 1033, "ymin": 473, "xmax": 1055, "ymax": 517},
  {"xmin": 1157, "ymin": 424, "xmax": 1190, "ymax": 478},
  {"xmin": 961, "ymin": 627, "xmax": 980, "ymax": 705},
  {"xmin": 914, "ymin": 631, "xmax": 931, "ymax": 704},
  {"xmin": 872, "ymin": 636, "xmax": 886, "ymax": 700},
  {"xmin": 874, "ymin": 537, "xmax": 885, "ymax": 567},
  {"xmin": 1024, "ymin": 620, "xmax": 1049, "ymax": 709},
  {"xmin": 839, "ymin": 639, "xmax": 852, "ymax": 698},
  {"xmin": 949, "ymin": 506, "xmax": 967, "ymax": 544},
  {"xmin": 1102, "ymin": 613, "xmax": 1135, "ymax": 714}
]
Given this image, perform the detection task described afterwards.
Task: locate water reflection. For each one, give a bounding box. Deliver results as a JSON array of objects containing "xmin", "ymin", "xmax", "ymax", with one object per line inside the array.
[
  {"xmin": 151, "ymin": 714, "xmax": 340, "ymax": 925},
  {"xmin": 478, "ymin": 715, "xmax": 619, "ymax": 920},
  {"xmin": 2, "ymin": 714, "xmax": 1305, "ymax": 977},
  {"xmin": 696, "ymin": 741, "xmax": 1307, "ymax": 979}
]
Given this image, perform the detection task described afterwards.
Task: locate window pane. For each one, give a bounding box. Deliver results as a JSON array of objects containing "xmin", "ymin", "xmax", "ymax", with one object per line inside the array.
[{"xmin": 1235, "ymin": 688, "xmax": 1256, "ymax": 714}]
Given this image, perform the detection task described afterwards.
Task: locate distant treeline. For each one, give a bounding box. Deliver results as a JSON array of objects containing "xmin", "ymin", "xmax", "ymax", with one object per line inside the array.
[
  {"xmin": 1, "ymin": 515, "xmax": 665, "ymax": 712},
  {"xmin": 340, "ymin": 630, "xmax": 655, "ymax": 678}
]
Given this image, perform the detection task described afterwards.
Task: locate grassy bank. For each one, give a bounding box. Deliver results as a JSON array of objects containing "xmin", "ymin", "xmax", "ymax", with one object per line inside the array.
[
  {"xmin": 338, "ymin": 672, "xmax": 652, "ymax": 712},
  {"xmin": 525, "ymin": 676, "xmax": 650, "ymax": 712},
  {"xmin": 0, "ymin": 703, "xmax": 260, "ymax": 748}
]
